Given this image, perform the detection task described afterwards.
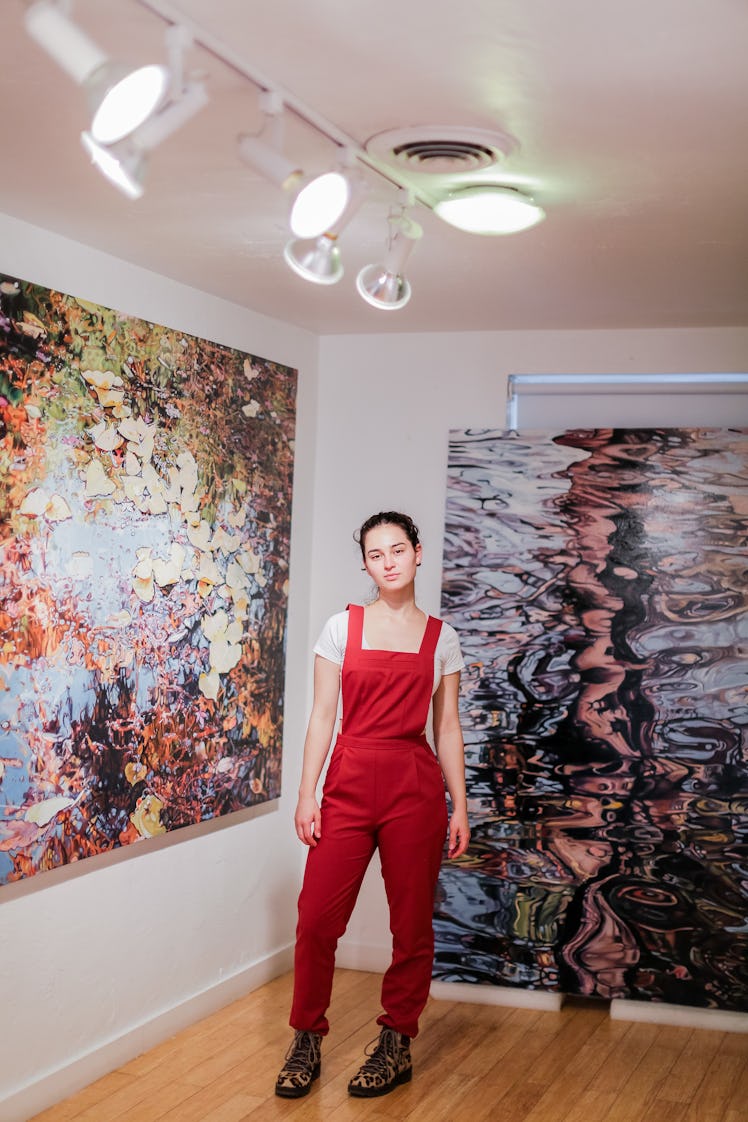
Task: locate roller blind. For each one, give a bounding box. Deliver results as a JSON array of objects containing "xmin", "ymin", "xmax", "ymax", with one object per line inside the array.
[{"xmin": 507, "ymin": 373, "xmax": 748, "ymax": 429}]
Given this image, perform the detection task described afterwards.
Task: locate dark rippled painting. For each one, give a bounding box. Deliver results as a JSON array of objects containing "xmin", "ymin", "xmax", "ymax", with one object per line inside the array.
[
  {"xmin": 435, "ymin": 427, "xmax": 748, "ymax": 1011},
  {"xmin": 0, "ymin": 273, "xmax": 296, "ymax": 884}
]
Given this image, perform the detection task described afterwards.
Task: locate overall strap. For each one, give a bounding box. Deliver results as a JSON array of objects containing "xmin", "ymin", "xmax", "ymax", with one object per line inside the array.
[
  {"xmin": 345, "ymin": 603, "xmax": 364, "ymax": 654},
  {"xmin": 420, "ymin": 615, "xmax": 443, "ymax": 661}
]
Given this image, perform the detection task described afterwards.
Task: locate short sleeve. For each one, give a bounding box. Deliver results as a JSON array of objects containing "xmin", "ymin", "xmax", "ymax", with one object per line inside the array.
[
  {"xmin": 438, "ymin": 622, "xmax": 465, "ymax": 676},
  {"xmin": 313, "ymin": 610, "xmax": 349, "ymax": 665}
]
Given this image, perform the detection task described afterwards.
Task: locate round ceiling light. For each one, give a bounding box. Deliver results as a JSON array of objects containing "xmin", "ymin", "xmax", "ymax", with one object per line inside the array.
[{"xmin": 434, "ymin": 185, "xmax": 545, "ymax": 235}]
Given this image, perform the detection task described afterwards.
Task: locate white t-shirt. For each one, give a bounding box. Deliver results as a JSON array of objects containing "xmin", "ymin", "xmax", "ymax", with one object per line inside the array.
[{"xmin": 314, "ymin": 608, "xmax": 465, "ymax": 695}]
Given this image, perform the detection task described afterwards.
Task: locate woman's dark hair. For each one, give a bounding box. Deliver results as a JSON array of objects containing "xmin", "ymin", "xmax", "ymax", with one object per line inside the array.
[{"xmin": 355, "ymin": 511, "xmax": 420, "ymax": 560}]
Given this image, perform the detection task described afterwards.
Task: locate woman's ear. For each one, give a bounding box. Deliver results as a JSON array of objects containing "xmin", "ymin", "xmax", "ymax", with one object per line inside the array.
[{"xmin": 415, "ymin": 543, "xmax": 423, "ymax": 567}]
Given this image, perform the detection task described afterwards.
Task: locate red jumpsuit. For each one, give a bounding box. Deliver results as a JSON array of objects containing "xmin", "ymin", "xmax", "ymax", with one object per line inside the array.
[{"xmin": 290, "ymin": 603, "xmax": 448, "ymax": 1039}]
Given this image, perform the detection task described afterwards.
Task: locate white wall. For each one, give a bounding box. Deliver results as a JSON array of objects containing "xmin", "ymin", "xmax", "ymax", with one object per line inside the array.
[
  {"xmin": 315, "ymin": 327, "xmax": 748, "ymax": 969},
  {"xmin": 0, "ymin": 214, "xmax": 319, "ymax": 1121}
]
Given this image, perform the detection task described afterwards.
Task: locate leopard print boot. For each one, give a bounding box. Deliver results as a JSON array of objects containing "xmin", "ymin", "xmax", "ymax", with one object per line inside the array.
[
  {"xmin": 347, "ymin": 1027, "xmax": 412, "ymax": 1097},
  {"xmin": 274, "ymin": 1030, "xmax": 322, "ymax": 1098}
]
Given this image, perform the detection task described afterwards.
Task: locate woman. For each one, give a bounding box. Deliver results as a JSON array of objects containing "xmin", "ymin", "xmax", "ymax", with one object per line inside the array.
[{"xmin": 275, "ymin": 511, "xmax": 470, "ymax": 1099}]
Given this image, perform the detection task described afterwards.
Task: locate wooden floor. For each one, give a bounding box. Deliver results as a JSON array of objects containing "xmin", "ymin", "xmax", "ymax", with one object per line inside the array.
[{"xmin": 31, "ymin": 969, "xmax": 748, "ymax": 1122}]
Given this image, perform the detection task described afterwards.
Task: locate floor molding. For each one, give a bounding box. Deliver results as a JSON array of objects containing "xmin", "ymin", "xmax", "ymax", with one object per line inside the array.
[
  {"xmin": 610, "ymin": 998, "xmax": 748, "ymax": 1033},
  {"xmin": 0, "ymin": 945, "xmax": 294, "ymax": 1122},
  {"xmin": 430, "ymin": 980, "xmax": 564, "ymax": 1011}
]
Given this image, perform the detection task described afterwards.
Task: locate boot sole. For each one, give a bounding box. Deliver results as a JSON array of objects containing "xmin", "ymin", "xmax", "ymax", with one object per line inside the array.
[{"xmin": 348, "ymin": 1067, "xmax": 412, "ymax": 1098}]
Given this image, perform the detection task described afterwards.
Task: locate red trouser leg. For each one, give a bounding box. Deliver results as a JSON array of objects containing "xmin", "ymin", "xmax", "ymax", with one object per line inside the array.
[
  {"xmin": 290, "ymin": 745, "xmax": 377, "ymax": 1035},
  {"xmin": 376, "ymin": 746, "xmax": 448, "ymax": 1038}
]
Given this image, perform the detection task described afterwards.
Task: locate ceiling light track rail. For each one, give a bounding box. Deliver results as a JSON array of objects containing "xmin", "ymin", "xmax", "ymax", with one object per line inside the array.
[
  {"xmin": 24, "ymin": 0, "xmax": 547, "ymax": 311},
  {"xmin": 133, "ymin": 0, "xmax": 432, "ymax": 206}
]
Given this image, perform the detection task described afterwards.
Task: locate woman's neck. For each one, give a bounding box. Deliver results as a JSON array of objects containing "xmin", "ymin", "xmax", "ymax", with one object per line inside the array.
[{"xmin": 369, "ymin": 588, "xmax": 419, "ymax": 615}]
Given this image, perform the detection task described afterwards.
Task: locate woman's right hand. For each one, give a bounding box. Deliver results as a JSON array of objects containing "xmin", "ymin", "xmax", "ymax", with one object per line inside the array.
[{"xmin": 295, "ymin": 795, "xmax": 322, "ymax": 847}]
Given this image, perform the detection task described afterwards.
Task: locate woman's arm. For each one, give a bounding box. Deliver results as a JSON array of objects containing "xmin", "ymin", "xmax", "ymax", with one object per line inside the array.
[
  {"xmin": 433, "ymin": 671, "xmax": 471, "ymax": 859},
  {"xmin": 295, "ymin": 654, "xmax": 341, "ymax": 847}
]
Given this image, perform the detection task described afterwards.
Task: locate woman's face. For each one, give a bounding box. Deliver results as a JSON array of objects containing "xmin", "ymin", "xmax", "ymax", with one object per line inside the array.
[{"xmin": 362, "ymin": 523, "xmax": 421, "ymax": 592}]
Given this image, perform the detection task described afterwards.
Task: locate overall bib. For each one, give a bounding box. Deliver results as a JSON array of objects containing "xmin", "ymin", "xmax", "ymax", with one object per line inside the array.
[{"xmin": 290, "ymin": 604, "xmax": 449, "ymax": 1038}]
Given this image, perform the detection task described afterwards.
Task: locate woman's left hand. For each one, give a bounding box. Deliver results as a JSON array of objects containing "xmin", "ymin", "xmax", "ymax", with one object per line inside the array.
[{"xmin": 447, "ymin": 808, "xmax": 470, "ymax": 859}]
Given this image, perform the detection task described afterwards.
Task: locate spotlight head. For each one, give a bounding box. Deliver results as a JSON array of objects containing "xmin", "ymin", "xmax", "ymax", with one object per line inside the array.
[
  {"xmin": 284, "ymin": 235, "xmax": 343, "ymax": 285},
  {"xmin": 289, "ymin": 171, "xmax": 352, "ymax": 239},
  {"xmin": 238, "ymin": 133, "xmax": 303, "ymax": 191},
  {"xmin": 81, "ymin": 131, "xmax": 145, "ymax": 199},
  {"xmin": 25, "ymin": 1, "xmax": 106, "ymax": 84},
  {"xmin": 87, "ymin": 62, "xmax": 170, "ymax": 145},
  {"xmin": 25, "ymin": 3, "xmax": 169, "ymax": 144},
  {"xmin": 355, "ymin": 213, "xmax": 421, "ymax": 311},
  {"xmin": 356, "ymin": 264, "xmax": 411, "ymax": 311}
]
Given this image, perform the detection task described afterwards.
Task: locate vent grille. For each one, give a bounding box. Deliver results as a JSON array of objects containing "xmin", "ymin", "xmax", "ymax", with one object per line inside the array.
[
  {"xmin": 391, "ymin": 139, "xmax": 497, "ymax": 174},
  {"xmin": 365, "ymin": 126, "xmax": 516, "ymax": 176}
]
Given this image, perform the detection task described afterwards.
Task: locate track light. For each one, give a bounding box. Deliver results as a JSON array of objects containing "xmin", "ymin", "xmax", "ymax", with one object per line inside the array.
[
  {"xmin": 81, "ymin": 132, "xmax": 146, "ymax": 200},
  {"xmin": 356, "ymin": 212, "xmax": 422, "ymax": 311},
  {"xmin": 238, "ymin": 134, "xmax": 302, "ymax": 191},
  {"xmin": 25, "ymin": 1, "xmax": 169, "ymax": 145},
  {"xmin": 289, "ymin": 170, "xmax": 354, "ymax": 239},
  {"xmin": 284, "ymin": 172, "xmax": 367, "ymax": 285},
  {"xmin": 238, "ymin": 91, "xmax": 303, "ymax": 192},
  {"xmin": 434, "ymin": 185, "xmax": 545, "ymax": 234},
  {"xmin": 283, "ymin": 234, "xmax": 343, "ymax": 285},
  {"xmin": 80, "ymin": 78, "xmax": 208, "ymax": 199}
]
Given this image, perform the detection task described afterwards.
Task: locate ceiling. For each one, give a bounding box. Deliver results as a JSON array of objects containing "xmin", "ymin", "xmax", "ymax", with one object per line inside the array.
[{"xmin": 1, "ymin": 0, "xmax": 747, "ymax": 335}]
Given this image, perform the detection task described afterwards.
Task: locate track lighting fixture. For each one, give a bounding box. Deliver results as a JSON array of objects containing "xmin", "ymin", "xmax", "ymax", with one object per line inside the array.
[
  {"xmin": 356, "ymin": 212, "xmax": 422, "ymax": 311},
  {"xmin": 238, "ymin": 91, "xmax": 303, "ymax": 192},
  {"xmin": 25, "ymin": 1, "xmax": 169, "ymax": 145},
  {"xmin": 283, "ymin": 172, "xmax": 367, "ymax": 285},
  {"xmin": 25, "ymin": 0, "xmax": 549, "ymax": 313},
  {"xmin": 289, "ymin": 170, "xmax": 353, "ymax": 240},
  {"xmin": 81, "ymin": 78, "xmax": 208, "ymax": 199},
  {"xmin": 81, "ymin": 132, "xmax": 146, "ymax": 200},
  {"xmin": 283, "ymin": 234, "xmax": 343, "ymax": 286},
  {"xmin": 434, "ymin": 185, "xmax": 545, "ymax": 235}
]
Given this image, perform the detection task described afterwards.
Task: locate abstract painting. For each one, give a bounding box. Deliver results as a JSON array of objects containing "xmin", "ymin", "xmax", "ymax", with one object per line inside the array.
[
  {"xmin": 0, "ymin": 272, "xmax": 297, "ymax": 885},
  {"xmin": 435, "ymin": 427, "xmax": 748, "ymax": 1011}
]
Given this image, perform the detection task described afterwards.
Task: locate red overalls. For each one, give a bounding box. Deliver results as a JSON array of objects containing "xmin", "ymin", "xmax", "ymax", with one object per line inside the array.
[{"xmin": 290, "ymin": 603, "xmax": 448, "ymax": 1039}]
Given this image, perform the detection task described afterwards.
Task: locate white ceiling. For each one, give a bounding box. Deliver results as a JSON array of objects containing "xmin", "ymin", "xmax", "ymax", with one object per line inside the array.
[{"xmin": 2, "ymin": 0, "xmax": 747, "ymax": 335}]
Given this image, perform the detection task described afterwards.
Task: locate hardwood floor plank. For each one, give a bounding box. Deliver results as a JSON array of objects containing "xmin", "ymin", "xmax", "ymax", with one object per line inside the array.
[
  {"xmin": 655, "ymin": 1029, "xmax": 724, "ymax": 1104},
  {"xmin": 28, "ymin": 971, "xmax": 744, "ymax": 1122},
  {"xmin": 27, "ymin": 1073, "xmax": 133, "ymax": 1122},
  {"xmin": 560, "ymin": 1089, "xmax": 618, "ymax": 1122},
  {"xmin": 683, "ymin": 1052, "xmax": 747, "ymax": 1122},
  {"xmin": 601, "ymin": 1040, "xmax": 690, "ymax": 1122}
]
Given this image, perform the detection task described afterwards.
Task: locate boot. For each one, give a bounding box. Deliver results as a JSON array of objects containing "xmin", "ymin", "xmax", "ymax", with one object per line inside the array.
[
  {"xmin": 274, "ymin": 1029, "xmax": 322, "ymax": 1098},
  {"xmin": 347, "ymin": 1027, "xmax": 412, "ymax": 1097}
]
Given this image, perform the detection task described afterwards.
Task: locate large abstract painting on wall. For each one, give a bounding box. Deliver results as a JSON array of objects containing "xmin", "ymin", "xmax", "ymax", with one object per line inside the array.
[
  {"xmin": 0, "ymin": 273, "xmax": 297, "ymax": 885},
  {"xmin": 435, "ymin": 427, "xmax": 748, "ymax": 1011}
]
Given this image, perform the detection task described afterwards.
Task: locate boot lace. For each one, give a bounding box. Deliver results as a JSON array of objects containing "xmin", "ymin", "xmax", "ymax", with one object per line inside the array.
[
  {"xmin": 358, "ymin": 1028, "xmax": 402, "ymax": 1079},
  {"xmin": 283, "ymin": 1031, "xmax": 319, "ymax": 1073}
]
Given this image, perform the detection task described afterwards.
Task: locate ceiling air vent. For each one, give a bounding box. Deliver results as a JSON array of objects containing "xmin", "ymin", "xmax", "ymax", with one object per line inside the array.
[{"xmin": 365, "ymin": 126, "xmax": 517, "ymax": 176}]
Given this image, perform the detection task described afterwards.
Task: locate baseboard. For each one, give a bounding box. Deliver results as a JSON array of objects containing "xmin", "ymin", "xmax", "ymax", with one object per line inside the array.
[
  {"xmin": 430, "ymin": 980, "xmax": 564, "ymax": 1011},
  {"xmin": 0, "ymin": 944, "xmax": 294, "ymax": 1122},
  {"xmin": 610, "ymin": 998, "xmax": 748, "ymax": 1033}
]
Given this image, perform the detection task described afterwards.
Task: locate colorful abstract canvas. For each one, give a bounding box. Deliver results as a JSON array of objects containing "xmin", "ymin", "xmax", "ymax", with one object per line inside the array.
[
  {"xmin": 0, "ymin": 273, "xmax": 297, "ymax": 885},
  {"xmin": 435, "ymin": 427, "xmax": 748, "ymax": 1011}
]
